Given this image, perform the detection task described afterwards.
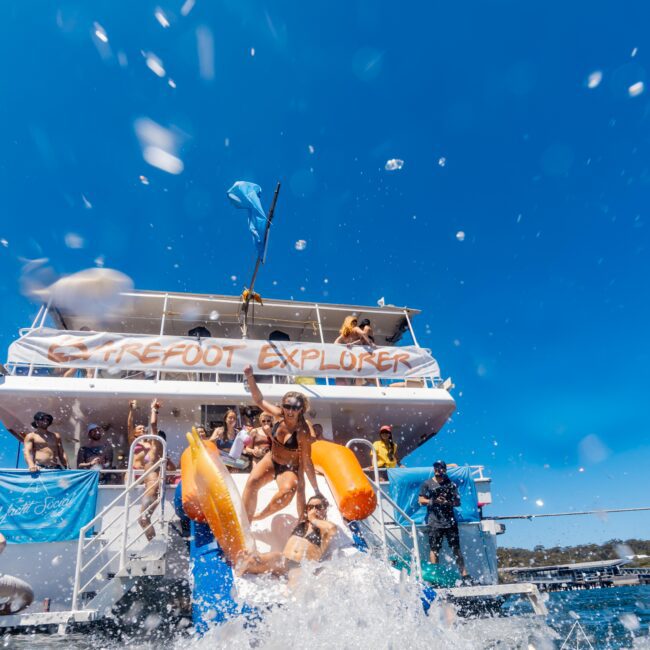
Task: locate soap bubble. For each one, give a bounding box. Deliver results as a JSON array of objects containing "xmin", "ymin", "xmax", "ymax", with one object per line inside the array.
[
  {"xmin": 295, "ymin": 240, "xmax": 307, "ymax": 251},
  {"xmin": 438, "ymin": 157, "xmax": 447, "ymax": 167},
  {"xmin": 209, "ymin": 310, "xmax": 219, "ymax": 321},
  {"xmin": 578, "ymin": 434, "xmax": 610, "ymax": 464},
  {"xmin": 385, "ymin": 159, "xmax": 404, "ymax": 171},
  {"xmin": 456, "ymin": 231, "xmax": 465, "ymax": 242},
  {"xmin": 535, "ymin": 499, "xmax": 544, "ymax": 507},
  {"xmin": 139, "ymin": 175, "xmax": 150, "ymax": 185}
]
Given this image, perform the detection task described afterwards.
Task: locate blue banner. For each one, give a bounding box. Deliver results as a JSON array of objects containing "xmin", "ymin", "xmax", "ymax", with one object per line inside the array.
[
  {"xmin": 386, "ymin": 466, "xmax": 479, "ymax": 526},
  {"xmin": 0, "ymin": 470, "xmax": 99, "ymax": 543},
  {"xmin": 227, "ymin": 181, "xmax": 269, "ymax": 261}
]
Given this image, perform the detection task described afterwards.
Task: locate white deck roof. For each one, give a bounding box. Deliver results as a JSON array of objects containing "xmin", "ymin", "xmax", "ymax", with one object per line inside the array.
[{"xmin": 48, "ymin": 290, "xmax": 421, "ymax": 346}]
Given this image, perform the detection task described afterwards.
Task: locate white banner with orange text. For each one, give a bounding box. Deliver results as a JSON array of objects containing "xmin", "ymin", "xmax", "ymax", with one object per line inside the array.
[{"xmin": 8, "ymin": 328, "xmax": 441, "ymax": 379}]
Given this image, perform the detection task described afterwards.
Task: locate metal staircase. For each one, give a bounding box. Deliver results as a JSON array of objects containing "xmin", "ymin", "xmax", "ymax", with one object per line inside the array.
[{"xmin": 71, "ymin": 435, "xmax": 170, "ymax": 616}]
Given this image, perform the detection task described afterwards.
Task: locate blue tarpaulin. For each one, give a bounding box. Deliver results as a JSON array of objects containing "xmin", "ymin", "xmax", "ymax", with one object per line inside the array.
[
  {"xmin": 386, "ymin": 466, "xmax": 480, "ymax": 526},
  {"xmin": 0, "ymin": 470, "xmax": 99, "ymax": 543},
  {"xmin": 227, "ymin": 181, "xmax": 269, "ymax": 261}
]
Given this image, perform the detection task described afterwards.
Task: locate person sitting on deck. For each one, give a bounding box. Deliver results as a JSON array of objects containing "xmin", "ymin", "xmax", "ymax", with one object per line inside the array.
[
  {"xmin": 236, "ymin": 495, "xmax": 337, "ymax": 585},
  {"xmin": 23, "ymin": 412, "xmax": 69, "ymax": 472},
  {"xmin": 371, "ymin": 425, "xmax": 402, "ymax": 470},
  {"xmin": 334, "ymin": 316, "xmax": 375, "ymax": 347},
  {"xmin": 241, "ymin": 365, "xmax": 321, "ymax": 521},
  {"xmin": 418, "ymin": 460, "xmax": 468, "ymax": 579},
  {"xmin": 76, "ymin": 423, "xmax": 113, "ymax": 475}
]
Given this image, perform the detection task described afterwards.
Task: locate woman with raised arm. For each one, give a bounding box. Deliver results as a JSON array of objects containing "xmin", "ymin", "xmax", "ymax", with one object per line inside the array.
[
  {"xmin": 127, "ymin": 398, "xmax": 163, "ymax": 541},
  {"xmin": 241, "ymin": 365, "xmax": 321, "ymax": 522}
]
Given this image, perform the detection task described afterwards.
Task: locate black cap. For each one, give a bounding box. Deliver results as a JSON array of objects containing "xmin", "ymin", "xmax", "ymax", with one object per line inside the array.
[
  {"xmin": 32, "ymin": 412, "xmax": 53, "ymax": 427},
  {"xmin": 433, "ymin": 460, "xmax": 447, "ymax": 470}
]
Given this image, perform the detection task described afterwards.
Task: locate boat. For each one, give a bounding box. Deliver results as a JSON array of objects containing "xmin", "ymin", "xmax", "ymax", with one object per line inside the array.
[{"xmin": 0, "ymin": 288, "xmax": 546, "ymax": 635}]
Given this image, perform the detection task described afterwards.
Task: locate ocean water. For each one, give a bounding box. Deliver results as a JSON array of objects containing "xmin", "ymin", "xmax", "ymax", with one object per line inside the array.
[{"xmin": 3, "ymin": 557, "xmax": 649, "ymax": 649}]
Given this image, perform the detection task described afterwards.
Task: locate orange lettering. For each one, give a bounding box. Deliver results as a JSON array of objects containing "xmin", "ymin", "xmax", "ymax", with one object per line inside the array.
[
  {"xmin": 47, "ymin": 338, "xmax": 90, "ymax": 363},
  {"xmin": 141, "ymin": 342, "xmax": 163, "ymax": 364},
  {"xmin": 319, "ymin": 349, "xmax": 340, "ymax": 371},
  {"xmin": 115, "ymin": 343, "xmax": 145, "ymax": 364},
  {"xmin": 203, "ymin": 345, "xmax": 223, "ymax": 367},
  {"xmin": 300, "ymin": 348, "xmax": 320, "ymax": 370},
  {"xmin": 162, "ymin": 343, "xmax": 187, "ymax": 365},
  {"xmin": 340, "ymin": 350, "xmax": 357, "ymax": 371},
  {"xmin": 392, "ymin": 353, "xmax": 412, "ymax": 371},
  {"xmin": 182, "ymin": 343, "xmax": 202, "ymax": 366},
  {"xmin": 375, "ymin": 351, "xmax": 393, "ymax": 372},
  {"xmin": 279, "ymin": 346, "xmax": 300, "ymax": 369},
  {"xmin": 258, "ymin": 344, "xmax": 281, "ymax": 370},
  {"xmin": 222, "ymin": 344, "xmax": 246, "ymax": 368}
]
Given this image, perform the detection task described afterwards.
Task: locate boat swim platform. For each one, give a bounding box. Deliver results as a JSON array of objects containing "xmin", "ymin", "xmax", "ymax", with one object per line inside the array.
[{"xmin": 435, "ymin": 582, "xmax": 548, "ymax": 616}]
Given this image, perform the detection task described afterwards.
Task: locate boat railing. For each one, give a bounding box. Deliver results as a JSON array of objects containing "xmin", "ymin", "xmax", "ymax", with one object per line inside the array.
[
  {"xmin": 346, "ymin": 439, "xmax": 423, "ymax": 581},
  {"xmin": 71, "ymin": 435, "xmax": 168, "ymax": 611},
  {"xmin": 5, "ymin": 360, "xmax": 442, "ymax": 390}
]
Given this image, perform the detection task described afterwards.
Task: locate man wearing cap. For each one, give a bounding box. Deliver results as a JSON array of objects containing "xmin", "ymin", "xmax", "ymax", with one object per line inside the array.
[
  {"xmin": 372, "ymin": 425, "xmax": 402, "ymax": 469},
  {"xmin": 23, "ymin": 412, "xmax": 69, "ymax": 472},
  {"xmin": 418, "ymin": 460, "xmax": 468, "ymax": 578},
  {"xmin": 76, "ymin": 424, "xmax": 113, "ymax": 472}
]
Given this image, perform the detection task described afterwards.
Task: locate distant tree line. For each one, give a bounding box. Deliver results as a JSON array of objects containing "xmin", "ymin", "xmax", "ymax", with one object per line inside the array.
[{"xmin": 497, "ymin": 538, "xmax": 650, "ymax": 570}]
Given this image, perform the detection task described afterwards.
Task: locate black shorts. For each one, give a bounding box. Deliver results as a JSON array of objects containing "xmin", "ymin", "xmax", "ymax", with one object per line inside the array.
[{"xmin": 428, "ymin": 525, "xmax": 461, "ymax": 554}]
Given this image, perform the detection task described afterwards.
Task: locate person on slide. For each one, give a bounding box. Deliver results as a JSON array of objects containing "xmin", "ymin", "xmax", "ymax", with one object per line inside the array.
[
  {"xmin": 236, "ymin": 495, "xmax": 337, "ymax": 583},
  {"xmin": 241, "ymin": 365, "xmax": 321, "ymax": 521}
]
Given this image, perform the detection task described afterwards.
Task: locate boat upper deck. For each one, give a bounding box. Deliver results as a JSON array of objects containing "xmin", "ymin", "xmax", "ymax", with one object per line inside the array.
[{"xmin": 0, "ymin": 290, "xmax": 455, "ymax": 462}]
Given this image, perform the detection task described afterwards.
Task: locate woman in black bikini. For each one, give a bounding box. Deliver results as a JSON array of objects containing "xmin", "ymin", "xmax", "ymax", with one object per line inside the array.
[
  {"xmin": 236, "ymin": 495, "xmax": 337, "ymax": 580},
  {"xmin": 241, "ymin": 365, "xmax": 321, "ymax": 522}
]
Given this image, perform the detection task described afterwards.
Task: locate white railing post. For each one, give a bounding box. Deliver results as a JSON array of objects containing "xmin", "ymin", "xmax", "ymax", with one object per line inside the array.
[
  {"xmin": 346, "ymin": 438, "xmax": 387, "ymax": 562},
  {"xmin": 71, "ymin": 529, "xmax": 85, "ymax": 611},
  {"xmin": 314, "ymin": 304, "xmax": 329, "ymax": 386},
  {"xmin": 155, "ymin": 294, "xmax": 169, "ymax": 382}
]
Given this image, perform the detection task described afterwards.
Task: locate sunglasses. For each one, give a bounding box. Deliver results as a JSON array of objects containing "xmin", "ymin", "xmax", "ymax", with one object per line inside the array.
[
  {"xmin": 307, "ymin": 503, "xmax": 327, "ymax": 510},
  {"xmin": 282, "ymin": 403, "xmax": 301, "ymax": 411},
  {"xmin": 261, "ymin": 419, "xmax": 273, "ymax": 424}
]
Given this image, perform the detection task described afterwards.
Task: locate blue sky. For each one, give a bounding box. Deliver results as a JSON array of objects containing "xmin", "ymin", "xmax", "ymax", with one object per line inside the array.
[{"xmin": 0, "ymin": 1, "xmax": 649, "ymax": 548}]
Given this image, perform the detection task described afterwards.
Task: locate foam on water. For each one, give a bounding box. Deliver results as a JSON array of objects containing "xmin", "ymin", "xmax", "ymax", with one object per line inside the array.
[{"xmin": 189, "ymin": 555, "xmax": 555, "ymax": 650}]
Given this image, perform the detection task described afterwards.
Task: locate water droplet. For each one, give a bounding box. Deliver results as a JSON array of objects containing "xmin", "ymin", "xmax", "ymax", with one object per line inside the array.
[
  {"xmin": 385, "ymin": 158, "xmax": 404, "ymax": 171},
  {"xmin": 51, "ymin": 555, "xmax": 63, "ymax": 567},
  {"xmin": 143, "ymin": 51, "xmax": 165, "ymax": 77},
  {"xmin": 535, "ymin": 499, "xmax": 544, "ymax": 507},
  {"xmin": 587, "ymin": 70, "xmax": 602, "ymax": 89},
  {"xmin": 168, "ymin": 78, "xmax": 176, "ymax": 89},
  {"xmin": 64, "ymin": 233, "xmax": 85, "ymax": 249},
  {"xmin": 250, "ymin": 47, "xmax": 255, "ymax": 57},
  {"xmin": 93, "ymin": 22, "xmax": 108, "ymax": 43},
  {"xmin": 230, "ymin": 275, "xmax": 237, "ymax": 282},
  {"xmin": 295, "ymin": 239, "xmax": 307, "ymax": 251},
  {"xmin": 94, "ymin": 255, "xmax": 105, "ymax": 267},
  {"xmin": 619, "ymin": 613, "xmax": 640, "ymax": 631},
  {"xmin": 154, "ymin": 8, "xmax": 170, "ymax": 28},
  {"xmin": 308, "ymin": 145, "xmax": 315, "ymax": 154},
  {"xmin": 82, "ymin": 194, "xmax": 93, "ymax": 209},
  {"xmin": 0, "ymin": 239, "xmax": 8, "ymax": 248},
  {"xmin": 455, "ymin": 231, "xmax": 465, "ymax": 242},
  {"xmin": 628, "ymin": 81, "xmax": 644, "ymax": 97},
  {"xmin": 139, "ymin": 175, "xmax": 150, "ymax": 185},
  {"xmin": 437, "ymin": 156, "xmax": 447, "ymax": 167},
  {"xmin": 209, "ymin": 310, "xmax": 219, "ymax": 321},
  {"xmin": 180, "ymin": 0, "xmax": 195, "ymax": 16},
  {"xmin": 631, "ymin": 47, "xmax": 638, "ymax": 58}
]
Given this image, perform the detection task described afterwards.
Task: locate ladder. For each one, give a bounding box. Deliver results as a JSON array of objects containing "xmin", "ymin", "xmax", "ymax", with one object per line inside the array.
[{"xmin": 70, "ymin": 435, "xmax": 169, "ymax": 615}]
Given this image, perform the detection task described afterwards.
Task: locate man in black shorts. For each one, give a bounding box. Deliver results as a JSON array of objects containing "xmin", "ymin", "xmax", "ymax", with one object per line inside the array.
[{"xmin": 418, "ymin": 460, "xmax": 468, "ymax": 578}]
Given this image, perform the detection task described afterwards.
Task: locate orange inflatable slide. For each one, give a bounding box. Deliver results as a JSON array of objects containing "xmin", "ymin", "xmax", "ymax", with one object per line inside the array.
[{"xmin": 181, "ymin": 431, "xmax": 376, "ymax": 565}]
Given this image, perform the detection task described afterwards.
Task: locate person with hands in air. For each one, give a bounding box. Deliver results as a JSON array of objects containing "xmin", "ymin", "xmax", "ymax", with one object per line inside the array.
[{"xmin": 241, "ymin": 365, "xmax": 321, "ymax": 522}]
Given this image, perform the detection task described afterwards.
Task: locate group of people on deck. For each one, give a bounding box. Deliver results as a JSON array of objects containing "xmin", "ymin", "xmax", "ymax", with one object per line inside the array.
[{"xmin": 18, "ymin": 312, "xmax": 469, "ymax": 581}]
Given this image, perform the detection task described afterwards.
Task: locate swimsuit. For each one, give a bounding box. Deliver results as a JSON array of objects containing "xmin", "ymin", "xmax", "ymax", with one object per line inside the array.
[
  {"xmin": 291, "ymin": 521, "xmax": 322, "ymax": 548},
  {"xmin": 35, "ymin": 462, "xmax": 65, "ymax": 470},
  {"xmin": 270, "ymin": 422, "xmax": 300, "ymax": 477}
]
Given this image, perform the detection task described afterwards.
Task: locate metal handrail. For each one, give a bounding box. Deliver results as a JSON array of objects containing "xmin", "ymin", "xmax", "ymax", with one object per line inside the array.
[
  {"xmin": 71, "ymin": 436, "xmax": 167, "ymax": 611},
  {"xmin": 346, "ymin": 439, "xmax": 387, "ymax": 561}
]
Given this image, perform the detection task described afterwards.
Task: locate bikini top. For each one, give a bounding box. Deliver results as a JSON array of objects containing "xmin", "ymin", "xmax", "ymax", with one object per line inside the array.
[
  {"xmin": 291, "ymin": 521, "xmax": 322, "ymax": 547},
  {"xmin": 272, "ymin": 422, "xmax": 298, "ymax": 450}
]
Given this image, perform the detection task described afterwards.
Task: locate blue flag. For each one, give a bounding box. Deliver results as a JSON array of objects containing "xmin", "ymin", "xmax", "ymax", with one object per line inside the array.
[
  {"xmin": 0, "ymin": 470, "xmax": 99, "ymax": 543},
  {"xmin": 227, "ymin": 181, "xmax": 269, "ymax": 261}
]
